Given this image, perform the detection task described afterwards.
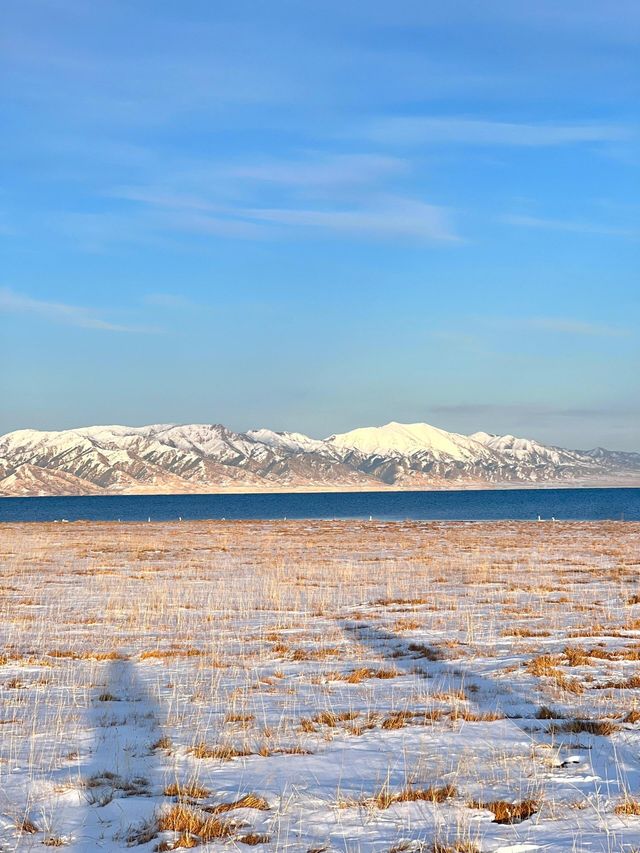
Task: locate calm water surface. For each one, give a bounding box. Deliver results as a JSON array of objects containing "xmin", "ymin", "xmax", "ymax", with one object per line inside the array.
[{"xmin": 0, "ymin": 488, "xmax": 638, "ymax": 522}]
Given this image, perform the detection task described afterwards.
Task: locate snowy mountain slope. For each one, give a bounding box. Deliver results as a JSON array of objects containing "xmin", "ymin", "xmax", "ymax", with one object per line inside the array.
[
  {"xmin": 328, "ymin": 421, "xmax": 494, "ymax": 462},
  {"xmin": 0, "ymin": 463, "xmax": 105, "ymax": 497},
  {"xmin": 0, "ymin": 420, "xmax": 638, "ymax": 497},
  {"xmin": 470, "ymin": 431, "xmax": 587, "ymax": 466},
  {"xmin": 583, "ymin": 446, "xmax": 640, "ymax": 472},
  {"xmin": 245, "ymin": 428, "xmax": 326, "ymax": 455}
]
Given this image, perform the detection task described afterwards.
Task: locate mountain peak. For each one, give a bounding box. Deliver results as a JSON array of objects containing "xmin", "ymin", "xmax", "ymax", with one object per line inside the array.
[{"xmin": 327, "ymin": 421, "xmax": 492, "ymax": 461}]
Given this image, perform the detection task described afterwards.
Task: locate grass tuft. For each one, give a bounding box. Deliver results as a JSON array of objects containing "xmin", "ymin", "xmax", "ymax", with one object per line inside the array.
[
  {"xmin": 468, "ymin": 798, "xmax": 539, "ymax": 824},
  {"xmin": 205, "ymin": 794, "xmax": 270, "ymax": 813},
  {"xmin": 368, "ymin": 784, "xmax": 457, "ymax": 809},
  {"xmin": 157, "ymin": 805, "xmax": 234, "ymax": 840}
]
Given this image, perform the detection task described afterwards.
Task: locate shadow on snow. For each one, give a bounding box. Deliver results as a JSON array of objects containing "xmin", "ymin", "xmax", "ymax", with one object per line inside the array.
[{"xmin": 65, "ymin": 657, "xmax": 168, "ymax": 851}]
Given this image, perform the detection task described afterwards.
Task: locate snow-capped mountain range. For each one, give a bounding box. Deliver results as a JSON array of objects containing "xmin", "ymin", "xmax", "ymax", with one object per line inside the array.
[{"xmin": 0, "ymin": 420, "xmax": 638, "ymax": 497}]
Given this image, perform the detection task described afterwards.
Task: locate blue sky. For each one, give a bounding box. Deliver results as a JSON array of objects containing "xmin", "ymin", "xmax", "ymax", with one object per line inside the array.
[{"xmin": 1, "ymin": 0, "xmax": 639, "ymax": 449}]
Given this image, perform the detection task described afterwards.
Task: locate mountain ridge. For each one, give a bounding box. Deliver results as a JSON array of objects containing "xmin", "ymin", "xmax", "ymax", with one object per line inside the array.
[{"xmin": 0, "ymin": 420, "xmax": 638, "ymax": 497}]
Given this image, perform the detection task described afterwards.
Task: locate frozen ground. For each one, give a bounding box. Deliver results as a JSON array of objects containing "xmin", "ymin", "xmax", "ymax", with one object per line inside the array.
[{"xmin": 1, "ymin": 519, "xmax": 640, "ymax": 852}]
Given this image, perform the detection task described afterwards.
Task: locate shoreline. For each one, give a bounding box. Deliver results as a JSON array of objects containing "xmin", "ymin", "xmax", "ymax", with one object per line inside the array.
[
  {"xmin": 2, "ymin": 520, "xmax": 639, "ymax": 531},
  {"xmin": 2, "ymin": 481, "xmax": 640, "ymax": 501}
]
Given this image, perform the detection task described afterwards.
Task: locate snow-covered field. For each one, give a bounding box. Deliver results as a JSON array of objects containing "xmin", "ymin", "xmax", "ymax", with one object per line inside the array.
[{"xmin": 2, "ymin": 519, "xmax": 640, "ymax": 852}]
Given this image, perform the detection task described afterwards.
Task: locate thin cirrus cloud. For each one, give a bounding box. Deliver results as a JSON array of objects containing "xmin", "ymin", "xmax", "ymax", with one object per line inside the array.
[
  {"xmin": 108, "ymin": 152, "xmax": 439, "ymax": 242},
  {"xmin": 431, "ymin": 403, "xmax": 640, "ymax": 421},
  {"xmin": 432, "ymin": 402, "xmax": 639, "ymax": 422},
  {"xmin": 143, "ymin": 293, "xmax": 198, "ymax": 309},
  {"xmin": 428, "ymin": 402, "xmax": 640, "ymax": 450},
  {"xmin": 111, "ymin": 184, "xmax": 459, "ymax": 243},
  {"xmin": 513, "ymin": 316, "xmax": 630, "ymax": 337},
  {"xmin": 358, "ymin": 116, "xmax": 633, "ymax": 146},
  {"xmin": 108, "ymin": 154, "xmax": 407, "ymax": 209},
  {"xmin": 157, "ymin": 211, "xmax": 271, "ymax": 240},
  {"xmin": 0, "ymin": 287, "xmax": 158, "ymax": 334},
  {"xmin": 459, "ymin": 314, "xmax": 631, "ymax": 340},
  {"xmin": 228, "ymin": 154, "xmax": 408, "ymax": 187},
  {"xmin": 153, "ymin": 199, "xmax": 458, "ymax": 243},
  {"xmin": 503, "ymin": 213, "xmax": 639, "ymax": 239},
  {"xmin": 239, "ymin": 197, "xmax": 458, "ymax": 242}
]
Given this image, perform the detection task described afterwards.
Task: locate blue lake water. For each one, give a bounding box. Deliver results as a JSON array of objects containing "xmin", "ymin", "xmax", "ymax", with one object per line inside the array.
[{"xmin": 0, "ymin": 488, "xmax": 638, "ymax": 522}]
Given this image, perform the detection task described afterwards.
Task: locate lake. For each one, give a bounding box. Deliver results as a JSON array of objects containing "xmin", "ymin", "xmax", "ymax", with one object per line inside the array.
[{"xmin": 0, "ymin": 487, "xmax": 638, "ymax": 522}]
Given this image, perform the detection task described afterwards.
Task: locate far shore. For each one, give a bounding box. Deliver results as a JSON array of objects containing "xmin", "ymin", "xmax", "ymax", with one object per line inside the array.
[{"xmin": 3, "ymin": 478, "xmax": 640, "ymax": 500}]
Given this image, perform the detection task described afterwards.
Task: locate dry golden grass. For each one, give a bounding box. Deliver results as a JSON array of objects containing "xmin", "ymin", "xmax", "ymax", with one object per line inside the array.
[
  {"xmin": 599, "ymin": 674, "xmax": 640, "ymax": 689},
  {"xmin": 157, "ymin": 804, "xmax": 234, "ymax": 840},
  {"xmin": 164, "ymin": 781, "xmax": 211, "ymax": 799},
  {"xmin": 47, "ymin": 649, "xmax": 127, "ymax": 661},
  {"xmin": 224, "ymin": 713, "xmax": 255, "ymax": 723},
  {"xmin": 330, "ymin": 666, "xmax": 400, "ymax": 683},
  {"xmin": 140, "ymin": 647, "xmax": 203, "ymax": 660},
  {"xmin": 526, "ymin": 655, "xmax": 563, "ymax": 676},
  {"xmin": 468, "ymin": 798, "xmax": 539, "ymax": 824},
  {"xmin": 187, "ymin": 743, "xmax": 252, "ymax": 761},
  {"xmin": 407, "ymin": 642, "xmax": 442, "ymax": 660},
  {"xmin": 16, "ymin": 817, "xmax": 39, "ymax": 834},
  {"xmin": 549, "ymin": 718, "xmax": 619, "ymax": 736},
  {"xmin": 238, "ymin": 833, "xmax": 271, "ymax": 845},
  {"xmin": 536, "ymin": 705, "xmax": 563, "ymax": 720},
  {"xmin": 381, "ymin": 710, "xmax": 417, "ymax": 729},
  {"xmin": 206, "ymin": 794, "xmax": 270, "ymax": 813},
  {"xmin": 430, "ymin": 843, "xmax": 481, "ymax": 853},
  {"xmin": 615, "ymin": 799, "xmax": 640, "ymax": 816},
  {"xmin": 2, "ymin": 519, "xmax": 640, "ymax": 849},
  {"xmin": 312, "ymin": 710, "xmax": 359, "ymax": 726},
  {"xmin": 450, "ymin": 709, "xmax": 504, "ymax": 722},
  {"xmin": 366, "ymin": 784, "xmax": 457, "ymax": 809}
]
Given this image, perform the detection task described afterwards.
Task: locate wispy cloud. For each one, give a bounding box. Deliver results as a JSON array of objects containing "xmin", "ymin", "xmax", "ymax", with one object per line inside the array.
[
  {"xmin": 433, "ymin": 402, "xmax": 640, "ymax": 420},
  {"xmin": 359, "ymin": 116, "xmax": 633, "ymax": 146},
  {"xmin": 503, "ymin": 213, "xmax": 639, "ymax": 239},
  {"xmin": 519, "ymin": 316, "xmax": 630, "ymax": 337},
  {"xmin": 429, "ymin": 402, "xmax": 640, "ymax": 451},
  {"xmin": 468, "ymin": 314, "xmax": 631, "ymax": 338},
  {"xmin": 109, "ymin": 183, "xmax": 460, "ymax": 243},
  {"xmin": 228, "ymin": 154, "xmax": 408, "ymax": 188},
  {"xmin": 144, "ymin": 292, "xmax": 196, "ymax": 309},
  {"xmin": 240, "ymin": 197, "xmax": 458, "ymax": 242},
  {"xmin": 101, "ymin": 147, "xmax": 455, "ymax": 244},
  {"xmin": 441, "ymin": 315, "xmax": 632, "ymax": 342},
  {"xmin": 155, "ymin": 211, "xmax": 270, "ymax": 240},
  {"xmin": 0, "ymin": 287, "xmax": 159, "ymax": 333},
  {"xmin": 49, "ymin": 211, "xmax": 161, "ymax": 252}
]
